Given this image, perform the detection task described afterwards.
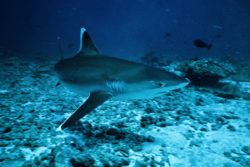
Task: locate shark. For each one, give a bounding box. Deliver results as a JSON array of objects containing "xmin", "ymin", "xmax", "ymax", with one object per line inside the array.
[{"xmin": 55, "ymin": 27, "xmax": 189, "ymax": 130}]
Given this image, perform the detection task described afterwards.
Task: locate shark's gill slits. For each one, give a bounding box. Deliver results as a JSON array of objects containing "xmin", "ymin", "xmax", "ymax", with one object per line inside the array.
[{"xmin": 105, "ymin": 81, "xmax": 126, "ymax": 95}]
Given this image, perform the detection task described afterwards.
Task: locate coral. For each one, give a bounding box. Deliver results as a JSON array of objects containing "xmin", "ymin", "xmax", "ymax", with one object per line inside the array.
[
  {"xmin": 177, "ymin": 59, "xmax": 236, "ymax": 86},
  {"xmin": 213, "ymin": 81, "xmax": 242, "ymax": 99}
]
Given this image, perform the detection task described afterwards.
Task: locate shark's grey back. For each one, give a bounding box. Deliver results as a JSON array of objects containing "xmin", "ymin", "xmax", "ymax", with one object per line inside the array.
[{"xmin": 55, "ymin": 54, "xmax": 184, "ymax": 83}]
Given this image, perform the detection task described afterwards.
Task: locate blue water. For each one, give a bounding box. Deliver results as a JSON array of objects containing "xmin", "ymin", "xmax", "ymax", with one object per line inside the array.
[
  {"xmin": 0, "ymin": 1, "xmax": 250, "ymax": 166},
  {"xmin": 0, "ymin": 0, "xmax": 249, "ymax": 61}
]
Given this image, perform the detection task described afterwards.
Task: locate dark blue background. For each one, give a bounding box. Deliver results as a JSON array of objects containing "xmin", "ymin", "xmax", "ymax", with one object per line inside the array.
[{"xmin": 0, "ymin": 0, "xmax": 249, "ymax": 61}]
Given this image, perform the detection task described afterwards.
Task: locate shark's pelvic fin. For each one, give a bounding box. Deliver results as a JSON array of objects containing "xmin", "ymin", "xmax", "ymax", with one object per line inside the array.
[
  {"xmin": 59, "ymin": 90, "xmax": 112, "ymax": 130},
  {"xmin": 78, "ymin": 27, "xmax": 100, "ymax": 56}
]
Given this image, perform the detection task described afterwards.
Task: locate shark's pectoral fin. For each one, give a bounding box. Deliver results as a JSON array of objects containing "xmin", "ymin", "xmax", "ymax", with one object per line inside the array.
[{"xmin": 58, "ymin": 90, "xmax": 112, "ymax": 130}]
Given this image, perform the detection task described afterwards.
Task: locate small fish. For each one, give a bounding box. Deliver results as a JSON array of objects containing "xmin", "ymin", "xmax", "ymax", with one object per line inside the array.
[
  {"xmin": 212, "ymin": 25, "xmax": 223, "ymax": 30},
  {"xmin": 193, "ymin": 39, "xmax": 213, "ymax": 50},
  {"xmin": 55, "ymin": 81, "xmax": 61, "ymax": 87},
  {"xmin": 215, "ymin": 34, "xmax": 223, "ymax": 38},
  {"xmin": 164, "ymin": 32, "xmax": 172, "ymax": 38},
  {"xmin": 34, "ymin": 51, "xmax": 42, "ymax": 56}
]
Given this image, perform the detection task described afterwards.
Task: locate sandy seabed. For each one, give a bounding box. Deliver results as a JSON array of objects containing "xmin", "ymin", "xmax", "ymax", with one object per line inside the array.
[{"xmin": 0, "ymin": 57, "xmax": 249, "ymax": 167}]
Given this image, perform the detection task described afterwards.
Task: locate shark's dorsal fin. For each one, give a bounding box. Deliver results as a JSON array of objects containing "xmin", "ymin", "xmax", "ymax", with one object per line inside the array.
[{"xmin": 78, "ymin": 27, "xmax": 100, "ymax": 56}]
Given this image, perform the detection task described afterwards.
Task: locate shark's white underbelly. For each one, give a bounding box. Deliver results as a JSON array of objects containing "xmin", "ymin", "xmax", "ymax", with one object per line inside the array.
[
  {"xmin": 62, "ymin": 79, "xmax": 189, "ymax": 101},
  {"xmin": 62, "ymin": 82, "xmax": 103, "ymax": 97},
  {"xmin": 112, "ymin": 81, "xmax": 189, "ymax": 100}
]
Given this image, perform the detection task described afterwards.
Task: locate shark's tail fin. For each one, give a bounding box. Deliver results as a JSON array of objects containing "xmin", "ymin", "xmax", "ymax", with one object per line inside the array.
[{"xmin": 78, "ymin": 27, "xmax": 100, "ymax": 56}]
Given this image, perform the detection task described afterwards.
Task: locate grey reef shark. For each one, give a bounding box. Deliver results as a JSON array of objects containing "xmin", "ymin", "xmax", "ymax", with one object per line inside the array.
[{"xmin": 55, "ymin": 27, "xmax": 189, "ymax": 130}]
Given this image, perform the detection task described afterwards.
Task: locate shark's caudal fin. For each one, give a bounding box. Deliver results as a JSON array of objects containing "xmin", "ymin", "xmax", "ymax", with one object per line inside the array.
[
  {"xmin": 58, "ymin": 91, "xmax": 111, "ymax": 130},
  {"xmin": 78, "ymin": 27, "xmax": 100, "ymax": 55}
]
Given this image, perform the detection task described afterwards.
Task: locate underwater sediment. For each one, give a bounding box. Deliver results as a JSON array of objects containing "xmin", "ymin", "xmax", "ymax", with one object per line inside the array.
[{"xmin": 0, "ymin": 57, "xmax": 249, "ymax": 167}]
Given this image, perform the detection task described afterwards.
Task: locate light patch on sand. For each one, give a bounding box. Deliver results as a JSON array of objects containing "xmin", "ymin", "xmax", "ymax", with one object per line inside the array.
[
  {"xmin": 21, "ymin": 147, "xmax": 49, "ymax": 161},
  {"xmin": 0, "ymin": 89, "xmax": 9, "ymax": 94}
]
